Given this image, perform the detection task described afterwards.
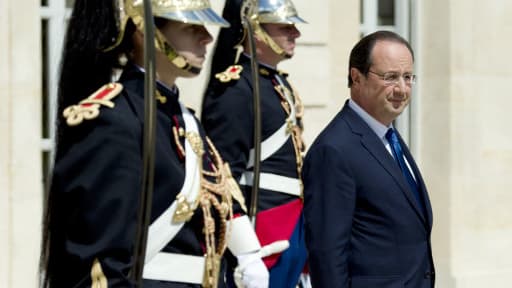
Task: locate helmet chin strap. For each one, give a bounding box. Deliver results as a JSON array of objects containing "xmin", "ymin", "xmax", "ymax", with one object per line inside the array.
[
  {"xmin": 154, "ymin": 29, "xmax": 202, "ymax": 75},
  {"xmin": 105, "ymin": 1, "xmax": 202, "ymax": 75},
  {"xmin": 253, "ymin": 22, "xmax": 292, "ymax": 59}
]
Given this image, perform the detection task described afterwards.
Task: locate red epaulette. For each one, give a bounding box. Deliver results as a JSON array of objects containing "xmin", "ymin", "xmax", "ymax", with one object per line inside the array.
[
  {"xmin": 215, "ymin": 65, "xmax": 243, "ymax": 83},
  {"xmin": 63, "ymin": 83, "xmax": 123, "ymax": 126}
]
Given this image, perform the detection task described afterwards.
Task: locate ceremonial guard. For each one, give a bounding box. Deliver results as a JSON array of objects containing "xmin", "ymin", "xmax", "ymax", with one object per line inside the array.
[
  {"xmin": 40, "ymin": 0, "xmax": 266, "ymax": 287},
  {"xmin": 201, "ymin": 0, "xmax": 309, "ymax": 287}
]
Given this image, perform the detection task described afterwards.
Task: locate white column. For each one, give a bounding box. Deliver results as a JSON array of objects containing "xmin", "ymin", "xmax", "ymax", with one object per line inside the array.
[
  {"xmin": 0, "ymin": 0, "xmax": 12, "ymax": 286},
  {"xmin": 3, "ymin": 0, "xmax": 43, "ymax": 287},
  {"xmin": 419, "ymin": 0, "xmax": 455, "ymax": 285},
  {"xmin": 421, "ymin": 0, "xmax": 512, "ymax": 286}
]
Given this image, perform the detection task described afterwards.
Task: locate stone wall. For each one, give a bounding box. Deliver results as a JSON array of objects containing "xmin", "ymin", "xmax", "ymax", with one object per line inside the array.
[{"xmin": 0, "ymin": 0, "xmax": 43, "ymax": 287}]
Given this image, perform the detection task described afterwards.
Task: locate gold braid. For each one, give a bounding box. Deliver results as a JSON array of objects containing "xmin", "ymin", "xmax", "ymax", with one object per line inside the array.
[
  {"xmin": 171, "ymin": 128, "xmax": 235, "ymax": 288},
  {"xmin": 274, "ymin": 80, "xmax": 306, "ymax": 197}
]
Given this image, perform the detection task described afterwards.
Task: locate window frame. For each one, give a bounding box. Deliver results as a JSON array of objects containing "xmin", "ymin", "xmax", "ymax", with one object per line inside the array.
[{"xmin": 40, "ymin": 0, "xmax": 73, "ymax": 187}]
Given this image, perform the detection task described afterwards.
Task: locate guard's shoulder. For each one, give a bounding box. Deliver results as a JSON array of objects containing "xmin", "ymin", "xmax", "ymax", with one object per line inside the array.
[
  {"xmin": 214, "ymin": 65, "xmax": 244, "ymax": 83},
  {"xmin": 63, "ymin": 83, "xmax": 123, "ymax": 127}
]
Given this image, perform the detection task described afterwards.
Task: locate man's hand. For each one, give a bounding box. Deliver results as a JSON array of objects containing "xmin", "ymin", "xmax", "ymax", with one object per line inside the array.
[{"xmin": 233, "ymin": 240, "xmax": 289, "ymax": 288}]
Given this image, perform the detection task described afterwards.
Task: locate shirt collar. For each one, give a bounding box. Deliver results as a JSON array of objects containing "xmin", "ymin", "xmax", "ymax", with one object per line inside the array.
[{"xmin": 348, "ymin": 98, "xmax": 393, "ymax": 140}]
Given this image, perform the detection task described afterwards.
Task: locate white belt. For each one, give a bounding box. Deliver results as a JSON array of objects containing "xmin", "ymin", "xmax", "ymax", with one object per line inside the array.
[
  {"xmin": 239, "ymin": 172, "xmax": 301, "ymax": 197},
  {"xmin": 143, "ymin": 252, "xmax": 205, "ymax": 284},
  {"xmin": 144, "ymin": 102, "xmax": 201, "ymax": 264},
  {"xmin": 246, "ymin": 75, "xmax": 297, "ymax": 169},
  {"xmin": 246, "ymin": 122, "xmax": 291, "ymax": 169}
]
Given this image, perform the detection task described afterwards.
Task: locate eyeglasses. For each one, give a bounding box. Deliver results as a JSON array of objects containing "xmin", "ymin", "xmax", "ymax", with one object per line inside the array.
[{"xmin": 368, "ymin": 70, "xmax": 416, "ymax": 86}]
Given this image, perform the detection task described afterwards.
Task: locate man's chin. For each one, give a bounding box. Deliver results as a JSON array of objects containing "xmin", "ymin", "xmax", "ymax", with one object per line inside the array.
[
  {"xmin": 391, "ymin": 102, "xmax": 403, "ymax": 109},
  {"xmin": 283, "ymin": 51, "xmax": 294, "ymax": 59}
]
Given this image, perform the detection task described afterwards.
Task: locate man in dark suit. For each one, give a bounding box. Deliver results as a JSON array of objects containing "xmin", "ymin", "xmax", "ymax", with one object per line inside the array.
[{"xmin": 302, "ymin": 31, "xmax": 435, "ymax": 288}]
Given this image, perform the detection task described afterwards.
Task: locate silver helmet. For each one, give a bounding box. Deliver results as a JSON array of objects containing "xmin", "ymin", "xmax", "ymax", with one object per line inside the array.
[
  {"xmin": 241, "ymin": 0, "xmax": 306, "ymax": 57},
  {"xmin": 256, "ymin": 0, "xmax": 306, "ymax": 24},
  {"xmin": 132, "ymin": 0, "xmax": 230, "ymax": 27},
  {"xmin": 107, "ymin": 0, "xmax": 227, "ymax": 74},
  {"xmin": 109, "ymin": 0, "xmax": 229, "ymax": 50}
]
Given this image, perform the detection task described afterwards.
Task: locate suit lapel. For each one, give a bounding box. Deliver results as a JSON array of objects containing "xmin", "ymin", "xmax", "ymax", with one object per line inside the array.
[{"xmin": 341, "ymin": 103, "xmax": 428, "ymax": 226}]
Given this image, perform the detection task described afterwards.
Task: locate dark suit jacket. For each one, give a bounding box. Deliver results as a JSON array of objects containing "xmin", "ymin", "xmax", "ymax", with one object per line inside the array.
[{"xmin": 303, "ymin": 101, "xmax": 435, "ymax": 288}]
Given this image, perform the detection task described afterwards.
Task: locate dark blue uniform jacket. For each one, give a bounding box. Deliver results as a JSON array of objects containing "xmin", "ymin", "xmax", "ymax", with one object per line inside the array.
[{"xmin": 49, "ymin": 66, "xmax": 226, "ymax": 287}]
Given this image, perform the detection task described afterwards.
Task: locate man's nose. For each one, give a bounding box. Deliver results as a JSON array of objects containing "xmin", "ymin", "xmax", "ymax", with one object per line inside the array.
[
  {"xmin": 199, "ymin": 27, "xmax": 214, "ymax": 46},
  {"xmin": 394, "ymin": 77, "xmax": 408, "ymax": 93},
  {"xmin": 290, "ymin": 25, "xmax": 301, "ymax": 38}
]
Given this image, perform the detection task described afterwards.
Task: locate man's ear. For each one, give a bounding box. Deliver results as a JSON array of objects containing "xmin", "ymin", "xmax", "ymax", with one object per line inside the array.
[{"xmin": 350, "ymin": 67, "xmax": 361, "ymax": 85}]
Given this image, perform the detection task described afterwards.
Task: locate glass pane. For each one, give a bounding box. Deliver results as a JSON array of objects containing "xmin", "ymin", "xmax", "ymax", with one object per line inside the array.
[
  {"xmin": 42, "ymin": 19, "xmax": 49, "ymax": 139},
  {"xmin": 359, "ymin": 0, "xmax": 363, "ymax": 24},
  {"xmin": 378, "ymin": 0, "xmax": 395, "ymax": 26},
  {"xmin": 66, "ymin": 0, "xmax": 75, "ymax": 8}
]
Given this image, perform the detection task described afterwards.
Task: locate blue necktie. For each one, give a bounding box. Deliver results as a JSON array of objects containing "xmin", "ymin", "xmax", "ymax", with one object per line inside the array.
[{"xmin": 386, "ymin": 128, "xmax": 425, "ymax": 211}]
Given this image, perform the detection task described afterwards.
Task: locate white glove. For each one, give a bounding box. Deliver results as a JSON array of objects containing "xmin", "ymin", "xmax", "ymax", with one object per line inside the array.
[
  {"xmin": 233, "ymin": 240, "xmax": 289, "ymax": 288},
  {"xmin": 234, "ymin": 252, "xmax": 269, "ymax": 288}
]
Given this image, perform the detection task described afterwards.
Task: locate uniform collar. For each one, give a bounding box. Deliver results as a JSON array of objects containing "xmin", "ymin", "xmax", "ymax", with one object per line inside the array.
[
  {"xmin": 120, "ymin": 64, "xmax": 181, "ymax": 112},
  {"xmin": 239, "ymin": 54, "xmax": 289, "ymax": 78}
]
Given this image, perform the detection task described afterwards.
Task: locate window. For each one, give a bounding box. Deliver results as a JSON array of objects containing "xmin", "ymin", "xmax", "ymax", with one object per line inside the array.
[
  {"xmin": 40, "ymin": 0, "xmax": 74, "ymax": 193},
  {"xmin": 360, "ymin": 0, "xmax": 417, "ymax": 148},
  {"xmin": 360, "ymin": 0, "xmax": 411, "ymax": 43}
]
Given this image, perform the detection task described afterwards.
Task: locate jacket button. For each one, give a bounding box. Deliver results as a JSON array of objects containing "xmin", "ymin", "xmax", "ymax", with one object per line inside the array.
[{"xmin": 424, "ymin": 271, "xmax": 435, "ymax": 279}]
